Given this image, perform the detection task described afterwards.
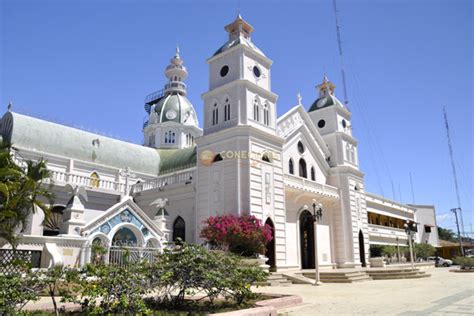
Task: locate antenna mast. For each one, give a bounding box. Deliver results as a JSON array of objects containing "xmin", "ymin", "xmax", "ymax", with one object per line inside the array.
[
  {"xmin": 332, "ymin": 0, "xmax": 349, "ymax": 105},
  {"xmin": 443, "ymin": 107, "xmax": 465, "ymax": 239}
]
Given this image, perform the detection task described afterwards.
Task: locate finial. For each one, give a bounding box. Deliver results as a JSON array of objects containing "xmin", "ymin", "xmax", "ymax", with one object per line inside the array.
[
  {"xmin": 237, "ymin": 12, "xmax": 242, "ymax": 20},
  {"xmin": 323, "ymin": 74, "xmax": 329, "ymax": 83},
  {"xmin": 7, "ymin": 101, "xmax": 12, "ymax": 111},
  {"xmin": 297, "ymin": 93, "xmax": 302, "ymax": 105},
  {"xmin": 175, "ymin": 45, "xmax": 180, "ymax": 58}
]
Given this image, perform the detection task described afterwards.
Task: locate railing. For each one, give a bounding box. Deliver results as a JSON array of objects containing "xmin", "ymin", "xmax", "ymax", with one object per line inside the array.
[
  {"xmin": 144, "ymin": 89, "xmax": 164, "ymax": 104},
  {"xmin": 108, "ymin": 246, "xmax": 161, "ymax": 267},
  {"xmin": 47, "ymin": 170, "xmax": 125, "ymax": 193},
  {"xmin": 284, "ymin": 173, "xmax": 340, "ymax": 199},
  {"xmin": 132, "ymin": 169, "xmax": 195, "ymax": 194},
  {"xmin": 368, "ymin": 224, "xmax": 407, "ymax": 240},
  {"xmin": 165, "ymin": 81, "xmax": 186, "ymax": 92}
]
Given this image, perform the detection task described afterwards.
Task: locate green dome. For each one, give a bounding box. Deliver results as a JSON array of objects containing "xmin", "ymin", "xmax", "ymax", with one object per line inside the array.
[
  {"xmin": 154, "ymin": 93, "xmax": 198, "ymax": 127},
  {"xmin": 308, "ymin": 95, "xmax": 341, "ymax": 112}
]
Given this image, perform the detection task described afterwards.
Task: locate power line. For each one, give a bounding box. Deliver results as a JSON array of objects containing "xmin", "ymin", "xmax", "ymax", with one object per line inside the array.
[{"xmin": 443, "ymin": 107, "xmax": 466, "ymax": 238}]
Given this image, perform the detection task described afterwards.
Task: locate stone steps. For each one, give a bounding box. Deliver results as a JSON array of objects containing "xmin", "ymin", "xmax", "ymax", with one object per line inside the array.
[
  {"xmin": 367, "ymin": 269, "xmax": 430, "ymax": 280},
  {"xmin": 257, "ymin": 273, "xmax": 293, "ymax": 286},
  {"xmin": 302, "ymin": 271, "xmax": 372, "ymax": 283}
]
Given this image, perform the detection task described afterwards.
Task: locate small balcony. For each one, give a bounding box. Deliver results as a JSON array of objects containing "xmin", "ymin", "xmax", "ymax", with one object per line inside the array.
[{"xmin": 284, "ymin": 173, "xmax": 340, "ymax": 200}]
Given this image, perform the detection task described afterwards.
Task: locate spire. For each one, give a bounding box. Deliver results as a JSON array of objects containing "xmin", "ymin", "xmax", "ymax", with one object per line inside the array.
[
  {"xmin": 224, "ymin": 14, "xmax": 254, "ymax": 40},
  {"xmin": 164, "ymin": 47, "xmax": 188, "ymax": 96},
  {"xmin": 316, "ymin": 74, "xmax": 336, "ymax": 97},
  {"xmin": 175, "ymin": 45, "xmax": 180, "ymax": 58}
]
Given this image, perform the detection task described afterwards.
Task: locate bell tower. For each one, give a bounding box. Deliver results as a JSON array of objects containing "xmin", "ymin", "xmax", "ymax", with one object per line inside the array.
[
  {"xmin": 308, "ymin": 76, "xmax": 369, "ymax": 268},
  {"xmin": 196, "ymin": 15, "xmax": 287, "ymax": 268},
  {"xmin": 202, "ymin": 14, "xmax": 277, "ymax": 135}
]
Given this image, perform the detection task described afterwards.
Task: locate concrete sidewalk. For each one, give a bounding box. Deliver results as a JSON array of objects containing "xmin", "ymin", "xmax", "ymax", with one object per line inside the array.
[{"xmin": 255, "ymin": 267, "xmax": 474, "ymax": 315}]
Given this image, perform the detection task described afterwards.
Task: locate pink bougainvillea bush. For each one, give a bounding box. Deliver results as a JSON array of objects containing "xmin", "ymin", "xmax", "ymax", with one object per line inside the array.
[{"xmin": 200, "ymin": 214, "xmax": 273, "ymax": 257}]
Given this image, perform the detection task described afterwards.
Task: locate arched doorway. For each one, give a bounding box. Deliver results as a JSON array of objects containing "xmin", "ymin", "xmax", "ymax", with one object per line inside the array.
[
  {"xmin": 300, "ymin": 210, "xmax": 315, "ymax": 269},
  {"xmin": 264, "ymin": 218, "xmax": 276, "ymax": 271},
  {"xmin": 359, "ymin": 230, "xmax": 366, "ymax": 267},
  {"xmin": 172, "ymin": 216, "xmax": 186, "ymax": 242}
]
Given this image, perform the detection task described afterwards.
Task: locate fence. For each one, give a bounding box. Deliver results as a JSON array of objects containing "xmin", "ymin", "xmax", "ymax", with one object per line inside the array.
[
  {"xmin": 90, "ymin": 246, "xmax": 161, "ymax": 268},
  {"xmin": 0, "ymin": 249, "xmax": 42, "ymax": 274}
]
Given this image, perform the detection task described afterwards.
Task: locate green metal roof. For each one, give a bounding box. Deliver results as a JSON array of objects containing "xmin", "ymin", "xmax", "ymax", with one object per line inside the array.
[
  {"xmin": 213, "ymin": 36, "xmax": 265, "ymax": 57},
  {"xmin": 308, "ymin": 95, "xmax": 337, "ymax": 112},
  {"xmin": 1, "ymin": 112, "xmax": 161, "ymax": 175},
  {"xmin": 157, "ymin": 146, "xmax": 196, "ymax": 174},
  {"xmin": 154, "ymin": 93, "xmax": 198, "ymax": 127}
]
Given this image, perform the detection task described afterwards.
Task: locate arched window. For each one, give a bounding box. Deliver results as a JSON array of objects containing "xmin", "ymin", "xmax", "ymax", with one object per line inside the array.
[
  {"xmin": 172, "ymin": 132, "xmax": 176, "ymax": 143},
  {"xmin": 310, "ymin": 166, "xmax": 316, "ymax": 181},
  {"xmin": 164, "ymin": 132, "xmax": 169, "ymax": 144},
  {"xmin": 213, "ymin": 154, "xmax": 223, "ymax": 163},
  {"xmin": 262, "ymin": 153, "xmax": 271, "ymax": 163},
  {"xmin": 253, "ymin": 98, "xmax": 260, "ymax": 122},
  {"xmin": 173, "ymin": 216, "xmax": 186, "ymax": 242},
  {"xmin": 90, "ymin": 172, "xmax": 100, "ymax": 188},
  {"xmin": 212, "ymin": 103, "xmax": 219, "ymax": 125},
  {"xmin": 350, "ymin": 146, "xmax": 356, "ymax": 163},
  {"xmin": 299, "ymin": 158, "xmax": 307, "ymax": 178},
  {"xmin": 263, "ymin": 103, "xmax": 270, "ymax": 126},
  {"xmin": 289, "ymin": 159, "xmax": 294, "ymax": 175},
  {"xmin": 112, "ymin": 227, "xmax": 138, "ymax": 247},
  {"xmin": 224, "ymin": 98, "xmax": 231, "ymax": 121},
  {"xmin": 345, "ymin": 144, "xmax": 351, "ymax": 162},
  {"xmin": 43, "ymin": 205, "xmax": 65, "ymax": 236}
]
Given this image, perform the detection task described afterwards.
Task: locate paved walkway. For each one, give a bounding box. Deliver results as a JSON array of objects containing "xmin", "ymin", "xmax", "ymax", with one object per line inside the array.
[{"xmin": 255, "ymin": 267, "xmax": 474, "ymax": 315}]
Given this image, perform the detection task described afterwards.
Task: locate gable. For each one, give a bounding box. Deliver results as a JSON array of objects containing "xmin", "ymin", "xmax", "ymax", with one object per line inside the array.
[
  {"xmin": 277, "ymin": 105, "xmax": 331, "ymax": 175},
  {"xmin": 82, "ymin": 197, "xmax": 164, "ymax": 242}
]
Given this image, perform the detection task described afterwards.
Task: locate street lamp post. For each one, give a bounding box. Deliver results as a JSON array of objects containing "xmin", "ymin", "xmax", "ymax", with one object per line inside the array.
[
  {"xmin": 312, "ymin": 199, "xmax": 323, "ymax": 286},
  {"xmin": 404, "ymin": 220, "xmax": 417, "ymax": 271}
]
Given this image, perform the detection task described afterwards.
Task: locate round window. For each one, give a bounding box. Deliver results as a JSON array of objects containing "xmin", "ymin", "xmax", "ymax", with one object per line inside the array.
[
  {"xmin": 297, "ymin": 141, "xmax": 305, "ymax": 154},
  {"xmin": 220, "ymin": 65, "xmax": 229, "ymax": 77},
  {"xmin": 318, "ymin": 119, "xmax": 326, "ymax": 128},
  {"xmin": 342, "ymin": 119, "xmax": 347, "ymax": 128},
  {"xmin": 253, "ymin": 66, "xmax": 261, "ymax": 78}
]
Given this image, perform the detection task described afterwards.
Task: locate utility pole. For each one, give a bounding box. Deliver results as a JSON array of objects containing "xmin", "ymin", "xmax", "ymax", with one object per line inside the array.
[
  {"xmin": 409, "ymin": 172, "xmax": 416, "ymax": 204},
  {"xmin": 451, "ymin": 208, "xmax": 464, "ymax": 256},
  {"xmin": 443, "ymin": 108, "xmax": 465, "ymax": 240},
  {"xmin": 332, "ymin": 0, "xmax": 349, "ymax": 105}
]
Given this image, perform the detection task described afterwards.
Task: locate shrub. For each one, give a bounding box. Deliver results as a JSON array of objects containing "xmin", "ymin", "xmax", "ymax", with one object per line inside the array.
[
  {"xmin": 0, "ymin": 272, "xmax": 41, "ymax": 314},
  {"xmin": 369, "ymin": 244, "xmax": 384, "ymax": 257},
  {"xmin": 38, "ymin": 266, "xmax": 81, "ymax": 316},
  {"xmin": 200, "ymin": 214, "xmax": 273, "ymax": 257},
  {"xmin": 414, "ymin": 243, "xmax": 436, "ymax": 260},
  {"xmin": 453, "ymin": 257, "xmax": 474, "ymax": 269},
  {"xmin": 149, "ymin": 242, "xmax": 268, "ymax": 307},
  {"xmin": 80, "ymin": 261, "xmax": 152, "ymax": 315}
]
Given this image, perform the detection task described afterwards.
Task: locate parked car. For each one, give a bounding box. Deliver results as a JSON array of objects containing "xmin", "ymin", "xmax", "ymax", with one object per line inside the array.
[{"xmin": 428, "ymin": 256, "xmax": 453, "ymax": 267}]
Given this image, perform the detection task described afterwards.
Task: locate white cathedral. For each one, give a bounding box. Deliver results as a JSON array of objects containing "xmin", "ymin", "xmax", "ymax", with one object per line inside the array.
[{"xmin": 0, "ymin": 15, "xmax": 438, "ymax": 270}]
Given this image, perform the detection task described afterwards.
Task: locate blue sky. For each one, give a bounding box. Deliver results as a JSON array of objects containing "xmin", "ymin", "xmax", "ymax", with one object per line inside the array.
[{"xmin": 1, "ymin": 0, "xmax": 472, "ymax": 235}]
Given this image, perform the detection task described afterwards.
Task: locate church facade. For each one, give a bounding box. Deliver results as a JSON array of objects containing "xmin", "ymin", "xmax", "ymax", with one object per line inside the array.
[{"xmin": 0, "ymin": 16, "xmax": 438, "ymax": 270}]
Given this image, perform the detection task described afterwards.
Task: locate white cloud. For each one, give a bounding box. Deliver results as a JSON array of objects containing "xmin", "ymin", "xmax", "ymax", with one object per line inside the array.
[{"xmin": 436, "ymin": 213, "xmax": 453, "ymax": 223}]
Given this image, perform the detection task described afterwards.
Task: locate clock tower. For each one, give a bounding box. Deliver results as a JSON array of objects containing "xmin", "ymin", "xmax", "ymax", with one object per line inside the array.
[
  {"xmin": 308, "ymin": 76, "xmax": 369, "ymax": 268},
  {"xmin": 195, "ymin": 15, "xmax": 287, "ymax": 267}
]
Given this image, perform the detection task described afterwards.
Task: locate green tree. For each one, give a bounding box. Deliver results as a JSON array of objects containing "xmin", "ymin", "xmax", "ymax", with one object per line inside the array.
[
  {"xmin": 414, "ymin": 243, "xmax": 436, "ymax": 259},
  {"xmin": 438, "ymin": 227, "xmax": 457, "ymax": 242},
  {"xmin": 0, "ymin": 142, "xmax": 54, "ymax": 248}
]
